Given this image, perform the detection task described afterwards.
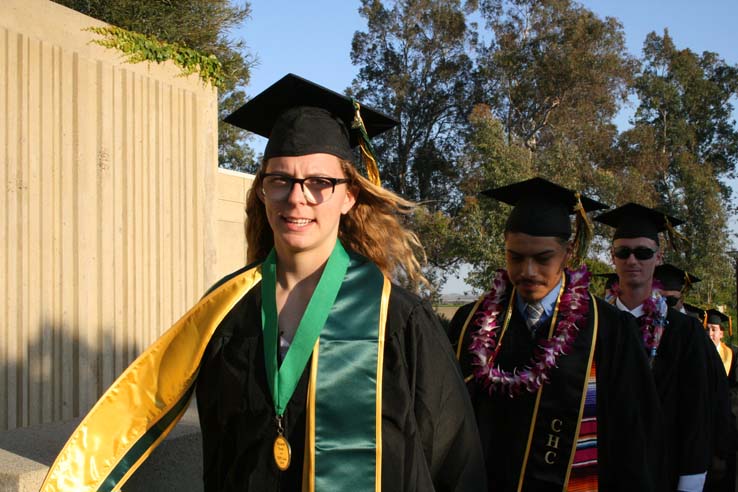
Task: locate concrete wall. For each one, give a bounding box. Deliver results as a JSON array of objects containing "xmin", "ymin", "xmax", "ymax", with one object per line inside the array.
[
  {"xmin": 213, "ymin": 169, "xmax": 254, "ymax": 282},
  {"xmin": 0, "ymin": 0, "xmax": 219, "ymax": 431}
]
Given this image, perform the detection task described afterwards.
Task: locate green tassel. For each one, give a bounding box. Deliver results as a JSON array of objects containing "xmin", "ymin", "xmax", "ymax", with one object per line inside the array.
[{"xmin": 351, "ymin": 100, "xmax": 381, "ymax": 186}]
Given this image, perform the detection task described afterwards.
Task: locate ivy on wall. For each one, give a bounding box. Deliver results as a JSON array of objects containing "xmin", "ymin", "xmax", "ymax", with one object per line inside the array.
[{"xmin": 86, "ymin": 26, "xmax": 224, "ymax": 88}]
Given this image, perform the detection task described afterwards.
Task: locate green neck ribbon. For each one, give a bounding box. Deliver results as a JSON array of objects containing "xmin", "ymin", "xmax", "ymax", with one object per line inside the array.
[{"xmin": 260, "ymin": 241, "xmax": 350, "ymax": 415}]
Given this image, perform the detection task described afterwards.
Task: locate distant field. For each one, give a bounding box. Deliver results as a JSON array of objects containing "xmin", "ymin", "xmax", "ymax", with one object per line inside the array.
[{"xmin": 434, "ymin": 305, "xmax": 461, "ymax": 320}]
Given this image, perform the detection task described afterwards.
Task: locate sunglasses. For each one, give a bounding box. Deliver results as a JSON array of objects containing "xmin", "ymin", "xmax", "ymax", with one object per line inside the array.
[{"xmin": 613, "ymin": 246, "xmax": 657, "ymax": 260}]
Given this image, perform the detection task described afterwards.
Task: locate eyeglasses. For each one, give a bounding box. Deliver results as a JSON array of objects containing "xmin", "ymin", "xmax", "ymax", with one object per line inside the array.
[
  {"xmin": 613, "ymin": 246, "xmax": 657, "ymax": 260},
  {"xmin": 261, "ymin": 173, "xmax": 350, "ymax": 204}
]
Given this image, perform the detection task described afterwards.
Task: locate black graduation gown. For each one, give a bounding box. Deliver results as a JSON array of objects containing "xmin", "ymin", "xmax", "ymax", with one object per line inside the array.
[
  {"xmin": 448, "ymin": 288, "xmax": 662, "ymax": 492},
  {"xmin": 649, "ymin": 309, "xmax": 711, "ymax": 490},
  {"xmin": 704, "ymin": 334, "xmax": 738, "ymax": 492},
  {"xmin": 195, "ymin": 276, "xmax": 487, "ymax": 492}
]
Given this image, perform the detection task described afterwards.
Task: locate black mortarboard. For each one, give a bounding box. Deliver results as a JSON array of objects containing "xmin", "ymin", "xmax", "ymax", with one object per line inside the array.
[
  {"xmin": 481, "ymin": 177, "xmax": 608, "ymax": 238},
  {"xmin": 594, "ymin": 203, "xmax": 683, "ymax": 243},
  {"xmin": 224, "ymin": 73, "xmax": 398, "ymax": 162},
  {"xmin": 654, "ymin": 264, "xmax": 701, "ymax": 292},
  {"xmin": 683, "ymin": 303, "xmax": 706, "ymax": 322},
  {"xmin": 706, "ymin": 308, "xmax": 730, "ymax": 326}
]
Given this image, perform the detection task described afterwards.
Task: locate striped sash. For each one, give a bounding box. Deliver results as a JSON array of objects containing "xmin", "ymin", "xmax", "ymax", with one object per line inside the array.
[{"xmin": 567, "ymin": 363, "xmax": 599, "ymax": 491}]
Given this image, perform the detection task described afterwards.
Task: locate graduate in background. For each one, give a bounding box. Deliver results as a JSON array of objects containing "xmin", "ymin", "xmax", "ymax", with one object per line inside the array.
[
  {"xmin": 706, "ymin": 309, "xmax": 737, "ymax": 380},
  {"xmin": 653, "ymin": 263, "xmax": 700, "ymax": 314},
  {"xmin": 596, "ymin": 203, "xmax": 711, "ymax": 492},
  {"xmin": 448, "ymin": 178, "xmax": 662, "ymax": 491},
  {"xmin": 652, "ymin": 266, "xmax": 737, "ymax": 492},
  {"xmin": 703, "ymin": 308, "xmax": 738, "ymax": 492}
]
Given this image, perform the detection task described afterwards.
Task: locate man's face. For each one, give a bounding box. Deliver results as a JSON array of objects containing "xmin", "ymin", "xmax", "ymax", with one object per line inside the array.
[
  {"xmin": 611, "ymin": 237, "xmax": 662, "ymax": 292},
  {"xmin": 708, "ymin": 323, "xmax": 724, "ymax": 347},
  {"xmin": 505, "ymin": 232, "xmax": 570, "ymax": 303}
]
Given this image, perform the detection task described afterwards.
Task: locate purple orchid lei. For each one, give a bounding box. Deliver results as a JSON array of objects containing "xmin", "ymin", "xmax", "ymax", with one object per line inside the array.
[
  {"xmin": 605, "ymin": 280, "xmax": 667, "ymax": 362},
  {"xmin": 468, "ymin": 264, "xmax": 591, "ymax": 398}
]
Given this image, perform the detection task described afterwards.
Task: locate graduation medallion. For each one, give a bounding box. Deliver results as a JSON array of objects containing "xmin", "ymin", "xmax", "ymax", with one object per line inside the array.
[
  {"xmin": 273, "ymin": 434, "xmax": 291, "ymax": 471},
  {"xmin": 261, "ymin": 244, "xmax": 350, "ymax": 474}
]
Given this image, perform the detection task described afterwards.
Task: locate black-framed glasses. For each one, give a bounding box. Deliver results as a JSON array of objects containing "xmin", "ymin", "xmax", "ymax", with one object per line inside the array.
[
  {"xmin": 261, "ymin": 173, "xmax": 350, "ymax": 204},
  {"xmin": 613, "ymin": 246, "xmax": 657, "ymax": 260}
]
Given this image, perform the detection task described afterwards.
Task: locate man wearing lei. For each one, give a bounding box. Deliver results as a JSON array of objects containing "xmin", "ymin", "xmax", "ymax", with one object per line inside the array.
[
  {"xmin": 448, "ymin": 178, "xmax": 662, "ymax": 491},
  {"xmin": 595, "ymin": 203, "xmax": 711, "ymax": 492}
]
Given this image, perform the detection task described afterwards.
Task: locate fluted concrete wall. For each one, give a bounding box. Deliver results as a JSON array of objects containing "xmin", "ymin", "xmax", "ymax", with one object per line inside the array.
[
  {"xmin": 0, "ymin": 0, "xmax": 219, "ymax": 430},
  {"xmin": 213, "ymin": 169, "xmax": 254, "ymax": 281}
]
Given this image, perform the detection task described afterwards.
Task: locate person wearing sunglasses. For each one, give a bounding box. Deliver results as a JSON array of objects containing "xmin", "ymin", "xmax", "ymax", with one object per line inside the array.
[
  {"xmin": 447, "ymin": 178, "xmax": 662, "ymax": 491},
  {"xmin": 595, "ymin": 203, "xmax": 711, "ymax": 492}
]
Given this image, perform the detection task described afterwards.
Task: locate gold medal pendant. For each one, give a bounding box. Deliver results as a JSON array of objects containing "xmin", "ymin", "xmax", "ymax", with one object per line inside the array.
[{"xmin": 273, "ymin": 434, "xmax": 292, "ymax": 471}]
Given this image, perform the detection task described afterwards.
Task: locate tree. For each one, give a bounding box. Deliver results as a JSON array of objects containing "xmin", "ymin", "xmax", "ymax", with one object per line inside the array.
[
  {"xmin": 452, "ymin": 0, "xmax": 637, "ymax": 284},
  {"xmin": 350, "ymin": 0, "xmax": 478, "ymax": 291},
  {"xmin": 351, "ymin": 0, "xmax": 477, "ymax": 206},
  {"xmin": 476, "ymin": 0, "xmax": 636, "ymax": 196},
  {"xmin": 478, "ymin": 0, "xmax": 634, "ymax": 145},
  {"xmin": 454, "ymin": 105, "xmax": 533, "ymax": 291},
  {"xmin": 53, "ymin": 0, "xmax": 257, "ymax": 172},
  {"xmin": 613, "ymin": 30, "xmax": 738, "ymax": 310}
]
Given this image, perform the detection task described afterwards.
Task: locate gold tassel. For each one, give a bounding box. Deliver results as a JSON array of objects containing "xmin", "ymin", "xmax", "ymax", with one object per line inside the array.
[
  {"xmin": 730, "ymin": 315, "xmax": 733, "ymax": 337},
  {"xmin": 664, "ymin": 216, "xmax": 688, "ymax": 252},
  {"xmin": 570, "ymin": 192, "xmax": 594, "ymax": 266},
  {"xmin": 681, "ymin": 272, "xmax": 692, "ymax": 295},
  {"xmin": 352, "ymin": 100, "xmax": 381, "ymax": 186}
]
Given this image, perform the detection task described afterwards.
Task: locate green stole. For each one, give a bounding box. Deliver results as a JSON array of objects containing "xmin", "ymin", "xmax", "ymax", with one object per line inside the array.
[
  {"xmin": 40, "ymin": 242, "xmax": 389, "ymax": 492},
  {"xmin": 261, "ymin": 241, "xmax": 389, "ymax": 491},
  {"xmin": 304, "ymin": 249, "xmax": 389, "ymax": 492},
  {"xmin": 456, "ymin": 282, "xmax": 598, "ymax": 490}
]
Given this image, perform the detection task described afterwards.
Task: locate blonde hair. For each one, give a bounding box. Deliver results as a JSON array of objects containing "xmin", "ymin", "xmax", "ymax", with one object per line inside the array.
[{"xmin": 245, "ymin": 159, "xmax": 428, "ymax": 288}]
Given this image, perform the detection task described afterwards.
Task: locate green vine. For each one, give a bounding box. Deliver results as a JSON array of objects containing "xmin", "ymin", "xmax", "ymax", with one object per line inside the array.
[{"xmin": 86, "ymin": 26, "xmax": 224, "ymax": 88}]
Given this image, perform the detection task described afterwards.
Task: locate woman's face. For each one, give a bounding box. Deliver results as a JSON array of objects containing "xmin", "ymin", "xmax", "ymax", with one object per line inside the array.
[
  {"xmin": 260, "ymin": 153, "xmax": 355, "ymax": 260},
  {"xmin": 708, "ymin": 324, "xmax": 724, "ymax": 347}
]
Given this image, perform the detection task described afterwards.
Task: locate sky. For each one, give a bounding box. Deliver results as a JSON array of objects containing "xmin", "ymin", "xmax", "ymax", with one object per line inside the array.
[{"xmin": 234, "ymin": 0, "xmax": 738, "ymax": 294}]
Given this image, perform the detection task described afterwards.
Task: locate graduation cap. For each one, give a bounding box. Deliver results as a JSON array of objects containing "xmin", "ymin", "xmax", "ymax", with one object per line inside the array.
[
  {"xmin": 594, "ymin": 202, "xmax": 685, "ymax": 249},
  {"xmin": 482, "ymin": 177, "xmax": 609, "ymax": 264},
  {"xmin": 224, "ymin": 73, "xmax": 398, "ymax": 184},
  {"xmin": 653, "ymin": 264, "xmax": 700, "ymax": 293},
  {"xmin": 706, "ymin": 309, "xmax": 730, "ymax": 325},
  {"xmin": 706, "ymin": 308, "xmax": 732, "ymax": 337},
  {"xmin": 683, "ymin": 302, "xmax": 706, "ymax": 322}
]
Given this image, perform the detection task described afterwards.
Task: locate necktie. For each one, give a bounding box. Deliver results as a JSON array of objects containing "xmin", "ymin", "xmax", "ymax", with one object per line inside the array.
[{"xmin": 526, "ymin": 302, "xmax": 544, "ymax": 330}]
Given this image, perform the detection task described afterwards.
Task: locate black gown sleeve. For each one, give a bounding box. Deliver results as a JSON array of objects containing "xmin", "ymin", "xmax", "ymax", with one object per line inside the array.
[
  {"xmin": 676, "ymin": 315, "xmax": 712, "ymax": 477},
  {"xmin": 594, "ymin": 300, "xmax": 663, "ymax": 491},
  {"xmin": 383, "ymin": 292, "xmax": 487, "ymax": 492},
  {"xmin": 446, "ymin": 301, "xmax": 479, "ymax": 376}
]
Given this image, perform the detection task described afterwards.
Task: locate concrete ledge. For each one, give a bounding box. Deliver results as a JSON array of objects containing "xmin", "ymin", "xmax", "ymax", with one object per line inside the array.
[{"xmin": 0, "ymin": 405, "xmax": 202, "ymax": 492}]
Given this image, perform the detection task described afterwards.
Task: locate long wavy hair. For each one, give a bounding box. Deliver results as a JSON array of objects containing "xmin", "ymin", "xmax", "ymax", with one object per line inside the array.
[{"xmin": 245, "ymin": 158, "xmax": 428, "ymax": 288}]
